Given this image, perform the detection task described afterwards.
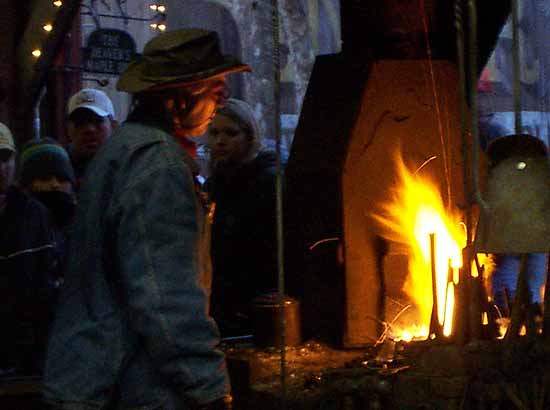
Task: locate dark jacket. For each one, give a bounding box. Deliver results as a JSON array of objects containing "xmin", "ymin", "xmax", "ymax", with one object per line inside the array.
[
  {"xmin": 67, "ymin": 148, "xmax": 90, "ymax": 194},
  {"xmin": 43, "ymin": 121, "xmax": 228, "ymax": 410},
  {"xmin": 208, "ymin": 151, "xmax": 278, "ymax": 336},
  {"xmin": 0, "ymin": 187, "xmax": 61, "ymax": 374}
]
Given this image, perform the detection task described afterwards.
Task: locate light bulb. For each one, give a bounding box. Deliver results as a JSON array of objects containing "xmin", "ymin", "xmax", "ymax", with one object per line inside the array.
[
  {"xmin": 149, "ymin": 4, "xmax": 158, "ymax": 11},
  {"xmin": 43, "ymin": 23, "xmax": 53, "ymax": 32},
  {"xmin": 158, "ymin": 24, "xmax": 167, "ymax": 31},
  {"xmin": 516, "ymin": 161, "xmax": 527, "ymax": 170},
  {"xmin": 53, "ymin": 0, "xmax": 63, "ymax": 7},
  {"xmin": 150, "ymin": 23, "xmax": 158, "ymax": 29},
  {"xmin": 32, "ymin": 49, "xmax": 42, "ymax": 58},
  {"xmin": 157, "ymin": 5, "xmax": 166, "ymax": 12}
]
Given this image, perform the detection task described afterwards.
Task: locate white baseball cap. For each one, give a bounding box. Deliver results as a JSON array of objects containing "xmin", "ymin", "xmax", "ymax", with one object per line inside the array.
[
  {"xmin": 67, "ymin": 88, "xmax": 115, "ymax": 118},
  {"xmin": 0, "ymin": 122, "xmax": 15, "ymax": 152}
]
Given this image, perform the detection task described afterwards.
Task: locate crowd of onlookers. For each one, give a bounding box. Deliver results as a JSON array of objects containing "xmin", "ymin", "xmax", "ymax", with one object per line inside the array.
[
  {"xmin": 0, "ymin": 42, "xmax": 279, "ymax": 385},
  {"xmin": 0, "ymin": 88, "xmax": 118, "ymax": 375}
]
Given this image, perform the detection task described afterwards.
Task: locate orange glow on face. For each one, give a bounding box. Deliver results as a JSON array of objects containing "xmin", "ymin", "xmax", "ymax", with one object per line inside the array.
[{"xmin": 374, "ymin": 152, "xmax": 466, "ymax": 340}]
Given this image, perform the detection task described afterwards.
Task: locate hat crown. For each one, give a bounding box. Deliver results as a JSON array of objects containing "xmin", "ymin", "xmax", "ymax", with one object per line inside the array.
[
  {"xmin": 143, "ymin": 28, "xmax": 215, "ymax": 56},
  {"xmin": 19, "ymin": 137, "xmax": 75, "ymax": 186},
  {"xmin": 116, "ymin": 28, "xmax": 250, "ymax": 93},
  {"xmin": 0, "ymin": 122, "xmax": 15, "ymax": 152},
  {"xmin": 67, "ymin": 88, "xmax": 115, "ymax": 118}
]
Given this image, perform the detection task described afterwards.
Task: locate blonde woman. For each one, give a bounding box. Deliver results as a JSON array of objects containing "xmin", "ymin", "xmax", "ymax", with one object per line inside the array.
[{"xmin": 206, "ymin": 98, "xmax": 279, "ymax": 337}]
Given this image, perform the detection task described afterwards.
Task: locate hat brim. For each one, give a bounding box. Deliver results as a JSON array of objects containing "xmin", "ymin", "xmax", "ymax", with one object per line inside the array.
[
  {"xmin": 69, "ymin": 105, "xmax": 110, "ymax": 118},
  {"xmin": 486, "ymin": 134, "xmax": 548, "ymax": 165},
  {"xmin": 0, "ymin": 144, "xmax": 15, "ymax": 153},
  {"xmin": 116, "ymin": 56, "xmax": 251, "ymax": 93}
]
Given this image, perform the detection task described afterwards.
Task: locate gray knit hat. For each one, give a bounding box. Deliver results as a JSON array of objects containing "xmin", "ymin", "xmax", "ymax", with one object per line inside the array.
[{"xmin": 214, "ymin": 98, "xmax": 261, "ymax": 160}]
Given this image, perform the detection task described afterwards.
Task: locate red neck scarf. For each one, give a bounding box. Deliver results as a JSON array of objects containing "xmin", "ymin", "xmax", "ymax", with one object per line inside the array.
[{"xmin": 178, "ymin": 137, "xmax": 197, "ymax": 159}]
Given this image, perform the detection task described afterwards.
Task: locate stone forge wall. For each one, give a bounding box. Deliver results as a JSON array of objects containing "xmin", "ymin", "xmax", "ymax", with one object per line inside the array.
[{"xmin": 342, "ymin": 61, "xmax": 466, "ymax": 346}]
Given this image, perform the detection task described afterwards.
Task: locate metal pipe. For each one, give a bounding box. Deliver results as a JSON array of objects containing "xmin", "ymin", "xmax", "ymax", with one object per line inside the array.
[
  {"xmin": 271, "ymin": 1, "xmax": 287, "ymax": 409},
  {"xmin": 511, "ymin": 0, "xmax": 522, "ymax": 134},
  {"xmin": 33, "ymin": 87, "xmax": 46, "ymax": 140},
  {"xmin": 455, "ymin": 0, "xmax": 474, "ymax": 244},
  {"xmin": 429, "ymin": 233, "xmax": 442, "ymax": 338}
]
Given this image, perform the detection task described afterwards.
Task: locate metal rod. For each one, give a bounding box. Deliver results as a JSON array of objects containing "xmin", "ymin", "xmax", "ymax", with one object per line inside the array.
[
  {"xmin": 455, "ymin": 0, "xmax": 473, "ymax": 244},
  {"xmin": 511, "ymin": 0, "xmax": 522, "ymax": 134},
  {"xmin": 466, "ymin": 0, "xmax": 488, "ymax": 211},
  {"xmin": 33, "ymin": 87, "xmax": 46, "ymax": 141},
  {"xmin": 271, "ymin": 1, "xmax": 287, "ymax": 409},
  {"xmin": 505, "ymin": 254, "xmax": 530, "ymax": 341},
  {"xmin": 442, "ymin": 260, "xmax": 453, "ymax": 331},
  {"xmin": 429, "ymin": 233, "xmax": 442, "ymax": 337}
]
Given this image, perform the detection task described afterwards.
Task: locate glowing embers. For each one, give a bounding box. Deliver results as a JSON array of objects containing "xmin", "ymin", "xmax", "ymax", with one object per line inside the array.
[{"xmin": 374, "ymin": 151, "xmax": 466, "ymax": 341}]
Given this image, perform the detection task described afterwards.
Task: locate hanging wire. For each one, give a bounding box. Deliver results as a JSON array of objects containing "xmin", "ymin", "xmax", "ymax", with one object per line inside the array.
[
  {"xmin": 419, "ymin": 0, "xmax": 452, "ymax": 208},
  {"xmin": 271, "ymin": 1, "xmax": 287, "ymax": 409}
]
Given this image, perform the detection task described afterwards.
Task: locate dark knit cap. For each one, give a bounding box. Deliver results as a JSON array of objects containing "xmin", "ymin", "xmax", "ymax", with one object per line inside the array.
[{"xmin": 19, "ymin": 137, "xmax": 75, "ymax": 187}]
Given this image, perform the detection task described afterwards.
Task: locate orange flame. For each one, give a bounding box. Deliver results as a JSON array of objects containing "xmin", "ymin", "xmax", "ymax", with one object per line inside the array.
[{"xmin": 374, "ymin": 153, "xmax": 466, "ymax": 339}]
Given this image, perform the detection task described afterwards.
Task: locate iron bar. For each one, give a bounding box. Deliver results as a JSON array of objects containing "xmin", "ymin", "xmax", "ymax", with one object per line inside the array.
[
  {"xmin": 466, "ymin": 0, "xmax": 487, "ymax": 211},
  {"xmin": 271, "ymin": 1, "xmax": 287, "ymax": 409},
  {"xmin": 429, "ymin": 233, "xmax": 442, "ymax": 338},
  {"xmin": 511, "ymin": 0, "xmax": 522, "ymax": 134}
]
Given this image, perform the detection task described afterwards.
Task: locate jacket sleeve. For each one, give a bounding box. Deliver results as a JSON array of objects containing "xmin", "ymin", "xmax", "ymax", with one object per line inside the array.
[{"xmin": 113, "ymin": 152, "xmax": 230, "ymax": 406}]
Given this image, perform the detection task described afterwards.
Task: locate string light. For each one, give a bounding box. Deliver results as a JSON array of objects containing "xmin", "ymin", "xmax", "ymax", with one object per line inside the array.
[
  {"xmin": 32, "ymin": 49, "xmax": 42, "ymax": 58},
  {"xmin": 43, "ymin": 23, "xmax": 53, "ymax": 32},
  {"xmin": 149, "ymin": 4, "xmax": 167, "ymax": 31},
  {"xmin": 150, "ymin": 23, "xmax": 167, "ymax": 32},
  {"xmin": 53, "ymin": 0, "xmax": 63, "ymax": 7},
  {"xmin": 149, "ymin": 4, "xmax": 166, "ymax": 12}
]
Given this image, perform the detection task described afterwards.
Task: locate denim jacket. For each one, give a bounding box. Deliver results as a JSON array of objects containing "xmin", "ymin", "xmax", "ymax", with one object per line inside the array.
[{"xmin": 43, "ymin": 121, "xmax": 229, "ymax": 410}]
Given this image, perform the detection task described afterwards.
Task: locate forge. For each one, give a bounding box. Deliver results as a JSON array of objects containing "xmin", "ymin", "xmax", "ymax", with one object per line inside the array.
[
  {"xmin": 240, "ymin": 1, "xmax": 550, "ymax": 409},
  {"xmin": 283, "ymin": 0, "xmax": 503, "ymax": 348}
]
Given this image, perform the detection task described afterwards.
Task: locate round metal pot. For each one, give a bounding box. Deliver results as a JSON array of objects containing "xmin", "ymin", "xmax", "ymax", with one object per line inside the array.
[{"xmin": 251, "ymin": 293, "xmax": 302, "ymax": 348}]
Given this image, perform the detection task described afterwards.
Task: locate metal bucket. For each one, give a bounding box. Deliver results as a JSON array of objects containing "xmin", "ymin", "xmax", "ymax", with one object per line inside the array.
[{"xmin": 251, "ymin": 293, "xmax": 302, "ymax": 348}]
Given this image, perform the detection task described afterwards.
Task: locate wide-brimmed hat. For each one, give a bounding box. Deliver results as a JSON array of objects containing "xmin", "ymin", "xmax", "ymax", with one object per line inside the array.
[{"xmin": 117, "ymin": 29, "xmax": 250, "ymax": 93}]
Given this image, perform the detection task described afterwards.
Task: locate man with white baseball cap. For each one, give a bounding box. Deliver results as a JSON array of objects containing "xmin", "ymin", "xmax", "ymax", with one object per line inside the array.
[{"xmin": 66, "ymin": 88, "xmax": 118, "ymax": 191}]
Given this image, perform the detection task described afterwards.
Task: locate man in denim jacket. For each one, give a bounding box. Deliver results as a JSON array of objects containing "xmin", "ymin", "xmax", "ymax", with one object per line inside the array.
[{"xmin": 43, "ymin": 29, "xmax": 250, "ymax": 410}]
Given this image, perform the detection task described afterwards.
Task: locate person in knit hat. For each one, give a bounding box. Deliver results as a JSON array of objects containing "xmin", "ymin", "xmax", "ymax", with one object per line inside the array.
[
  {"xmin": 18, "ymin": 137, "xmax": 77, "ymax": 229},
  {"xmin": 0, "ymin": 126, "xmax": 62, "ymax": 375}
]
